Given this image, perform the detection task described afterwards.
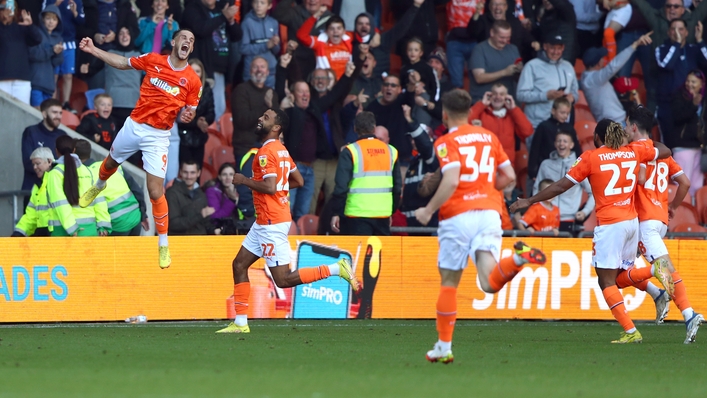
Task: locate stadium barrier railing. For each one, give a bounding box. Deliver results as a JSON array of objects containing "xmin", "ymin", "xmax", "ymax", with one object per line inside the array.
[
  {"xmin": 391, "ymin": 227, "xmax": 573, "ymax": 238},
  {"xmin": 0, "ymin": 190, "xmax": 31, "ymax": 227}
]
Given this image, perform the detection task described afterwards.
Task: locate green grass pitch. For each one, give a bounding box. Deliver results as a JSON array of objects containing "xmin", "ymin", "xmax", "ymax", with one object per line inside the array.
[{"xmin": 1, "ymin": 320, "xmax": 706, "ymax": 398}]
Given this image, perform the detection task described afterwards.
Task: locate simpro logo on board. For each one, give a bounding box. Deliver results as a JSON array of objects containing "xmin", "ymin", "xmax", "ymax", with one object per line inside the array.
[{"xmin": 0, "ymin": 265, "xmax": 68, "ymax": 301}]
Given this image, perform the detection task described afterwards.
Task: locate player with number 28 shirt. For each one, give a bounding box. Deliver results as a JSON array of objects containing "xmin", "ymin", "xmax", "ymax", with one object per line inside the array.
[{"xmin": 510, "ymin": 119, "xmax": 674, "ymax": 344}]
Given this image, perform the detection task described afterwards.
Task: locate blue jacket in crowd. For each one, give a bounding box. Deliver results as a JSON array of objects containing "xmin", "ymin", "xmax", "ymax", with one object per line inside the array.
[
  {"xmin": 43, "ymin": 0, "xmax": 85, "ymax": 48},
  {"xmin": 240, "ymin": 10, "xmax": 280, "ymax": 88},
  {"xmin": 21, "ymin": 122, "xmax": 67, "ymax": 191},
  {"xmin": 655, "ymin": 39, "xmax": 707, "ymax": 101},
  {"xmin": 0, "ymin": 18, "xmax": 42, "ymax": 81},
  {"xmin": 29, "ymin": 5, "xmax": 64, "ymax": 94}
]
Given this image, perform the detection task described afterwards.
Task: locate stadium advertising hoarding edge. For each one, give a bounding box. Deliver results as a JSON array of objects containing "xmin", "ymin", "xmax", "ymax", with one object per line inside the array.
[{"xmin": 0, "ymin": 236, "xmax": 705, "ymax": 323}]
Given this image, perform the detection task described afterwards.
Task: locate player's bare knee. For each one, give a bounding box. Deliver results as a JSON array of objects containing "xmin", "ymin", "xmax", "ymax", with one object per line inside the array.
[{"xmin": 478, "ymin": 277, "xmax": 496, "ymax": 294}]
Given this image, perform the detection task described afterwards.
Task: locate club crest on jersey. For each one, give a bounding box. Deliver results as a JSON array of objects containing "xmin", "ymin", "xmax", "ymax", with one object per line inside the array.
[
  {"xmin": 436, "ymin": 143, "xmax": 448, "ymax": 158},
  {"xmin": 198, "ymin": 86, "xmax": 202, "ymax": 99},
  {"xmin": 179, "ymin": 77, "xmax": 188, "ymax": 87},
  {"xmin": 150, "ymin": 77, "xmax": 180, "ymax": 96},
  {"xmin": 572, "ymin": 158, "xmax": 581, "ymax": 167},
  {"xmin": 259, "ymin": 155, "xmax": 267, "ymax": 167}
]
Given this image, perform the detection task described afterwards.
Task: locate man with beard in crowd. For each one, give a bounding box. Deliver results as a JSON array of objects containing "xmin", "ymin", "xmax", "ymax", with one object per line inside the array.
[{"xmin": 21, "ymin": 99, "xmax": 67, "ymax": 195}]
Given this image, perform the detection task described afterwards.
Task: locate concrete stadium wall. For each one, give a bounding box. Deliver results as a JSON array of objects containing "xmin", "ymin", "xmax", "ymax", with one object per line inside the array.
[{"xmin": 0, "ymin": 90, "xmax": 153, "ymax": 236}]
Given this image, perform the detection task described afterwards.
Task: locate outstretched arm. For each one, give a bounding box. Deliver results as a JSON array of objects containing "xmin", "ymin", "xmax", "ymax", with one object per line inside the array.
[
  {"xmin": 78, "ymin": 37, "xmax": 131, "ymax": 70},
  {"xmin": 509, "ymin": 177, "xmax": 575, "ymax": 212}
]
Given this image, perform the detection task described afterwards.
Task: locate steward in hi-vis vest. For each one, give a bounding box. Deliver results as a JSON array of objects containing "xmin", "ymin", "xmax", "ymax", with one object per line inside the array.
[{"xmin": 330, "ymin": 112, "xmax": 401, "ymax": 236}]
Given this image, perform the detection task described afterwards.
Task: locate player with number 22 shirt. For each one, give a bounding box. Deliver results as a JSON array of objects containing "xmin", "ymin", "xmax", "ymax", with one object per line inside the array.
[{"xmin": 217, "ymin": 109, "xmax": 361, "ymax": 334}]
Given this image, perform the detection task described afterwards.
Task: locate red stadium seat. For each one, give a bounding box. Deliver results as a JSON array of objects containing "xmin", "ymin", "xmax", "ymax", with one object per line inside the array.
[
  {"xmin": 69, "ymin": 92, "xmax": 87, "ymax": 114},
  {"xmin": 574, "ymin": 59, "xmax": 585, "ymax": 80},
  {"xmin": 575, "ymin": 120, "xmax": 597, "ymax": 143},
  {"xmin": 667, "ymin": 184, "xmax": 692, "ymax": 206},
  {"xmin": 631, "ymin": 60, "xmax": 643, "ymax": 77},
  {"xmin": 201, "ymin": 163, "xmax": 216, "ymax": 183},
  {"xmin": 61, "ymin": 111, "xmax": 80, "ymax": 130},
  {"xmin": 289, "ymin": 222, "xmax": 300, "ymax": 235},
  {"xmin": 296, "ymin": 214, "xmax": 319, "ymax": 235},
  {"xmin": 576, "ymin": 90, "xmax": 588, "ymax": 106},
  {"xmin": 211, "ymin": 146, "xmax": 236, "ymax": 170},
  {"xmin": 218, "ymin": 113, "xmax": 233, "ymax": 146},
  {"xmin": 668, "ymin": 203, "xmax": 700, "ymax": 231},
  {"xmin": 580, "ymin": 136, "xmax": 596, "ymax": 153},
  {"xmin": 574, "ymin": 105, "xmax": 596, "ymax": 122},
  {"xmin": 672, "ymin": 223, "xmax": 707, "ymax": 233},
  {"xmin": 80, "ymin": 110, "xmax": 96, "ymax": 120},
  {"xmin": 204, "ymin": 133, "xmax": 222, "ymax": 167},
  {"xmin": 694, "ymin": 186, "xmax": 707, "ymax": 224},
  {"xmin": 515, "ymin": 149, "xmax": 528, "ymax": 173}
]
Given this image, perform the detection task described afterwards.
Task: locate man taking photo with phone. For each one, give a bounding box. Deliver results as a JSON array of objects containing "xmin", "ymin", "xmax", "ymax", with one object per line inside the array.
[{"xmin": 469, "ymin": 20, "xmax": 522, "ymax": 103}]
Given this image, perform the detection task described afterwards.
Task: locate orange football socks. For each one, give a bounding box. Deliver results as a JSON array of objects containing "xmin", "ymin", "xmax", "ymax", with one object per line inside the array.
[
  {"xmin": 98, "ymin": 158, "xmax": 118, "ymax": 182},
  {"xmin": 234, "ymin": 282, "xmax": 251, "ymax": 316},
  {"xmin": 671, "ymin": 272, "xmax": 692, "ymax": 312},
  {"xmin": 436, "ymin": 286, "xmax": 457, "ymax": 343},
  {"xmin": 615, "ymin": 266, "xmax": 653, "ymax": 289},
  {"xmin": 603, "ymin": 286, "xmax": 635, "ymax": 332},
  {"xmin": 151, "ymin": 195, "xmax": 169, "ymax": 236},
  {"xmin": 488, "ymin": 257, "xmax": 521, "ymax": 292},
  {"xmin": 299, "ymin": 266, "xmax": 332, "ymax": 284}
]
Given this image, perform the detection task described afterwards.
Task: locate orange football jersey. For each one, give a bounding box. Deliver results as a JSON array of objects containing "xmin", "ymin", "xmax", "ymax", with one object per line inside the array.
[
  {"xmin": 252, "ymin": 139, "xmax": 296, "ymax": 225},
  {"xmin": 521, "ymin": 202, "xmax": 560, "ymax": 231},
  {"xmin": 635, "ymin": 149, "xmax": 684, "ymax": 224},
  {"xmin": 566, "ymin": 141, "xmax": 658, "ymax": 225},
  {"xmin": 128, "ymin": 53, "xmax": 202, "ymax": 130},
  {"xmin": 434, "ymin": 124, "xmax": 510, "ymax": 221}
]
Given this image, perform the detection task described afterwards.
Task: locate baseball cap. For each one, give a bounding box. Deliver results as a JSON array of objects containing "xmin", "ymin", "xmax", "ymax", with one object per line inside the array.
[
  {"xmin": 582, "ymin": 47, "xmax": 609, "ymax": 69},
  {"xmin": 545, "ymin": 34, "xmax": 564, "ymax": 45},
  {"xmin": 613, "ymin": 76, "xmax": 639, "ymax": 95}
]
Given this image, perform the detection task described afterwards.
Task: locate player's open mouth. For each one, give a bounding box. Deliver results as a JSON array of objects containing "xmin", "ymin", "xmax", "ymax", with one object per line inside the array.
[
  {"xmin": 257, "ymin": 122, "xmax": 263, "ymax": 129},
  {"xmin": 180, "ymin": 44, "xmax": 189, "ymax": 52}
]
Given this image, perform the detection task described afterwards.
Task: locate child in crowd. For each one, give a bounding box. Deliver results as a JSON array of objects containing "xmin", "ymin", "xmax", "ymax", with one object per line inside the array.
[
  {"xmin": 297, "ymin": 6, "xmax": 352, "ymax": 79},
  {"xmin": 519, "ymin": 179, "xmax": 560, "ymax": 235},
  {"xmin": 135, "ymin": 0, "xmax": 178, "ymax": 54},
  {"xmin": 527, "ymin": 97, "xmax": 581, "ymax": 181},
  {"xmin": 29, "ymin": 4, "xmax": 63, "ymax": 108},
  {"xmin": 45, "ymin": 0, "xmax": 85, "ymax": 113},
  {"xmin": 76, "ymin": 93, "xmax": 117, "ymax": 150},
  {"xmin": 400, "ymin": 37, "xmax": 438, "ymax": 101},
  {"xmin": 240, "ymin": 0, "xmax": 280, "ymax": 88}
]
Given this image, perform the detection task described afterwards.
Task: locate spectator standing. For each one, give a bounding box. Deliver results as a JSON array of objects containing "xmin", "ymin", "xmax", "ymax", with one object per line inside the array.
[
  {"xmin": 533, "ymin": 131, "xmax": 594, "ymax": 235},
  {"xmin": 182, "ymin": 0, "xmax": 242, "ymax": 121},
  {"xmin": 469, "ymin": 20, "xmax": 521, "ymax": 103},
  {"xmin": 531, "ymin": 0, "xmax": 577, "ymax": 63},
  {"xmin": 366, "ymin": 74, "xmax": 416, "ymax": 170},
  {"xmin": 45, "ymin": 0, "xmax": 86, "ymax": 113},
  {"xmin": 399, "ymin": 104, "xmax": 440, "ymax": 231},
  {"xmin": 344, "ymin": 51, "xmax": 381, "ymax": 109},
  {"xmin": 178, "ymin": 58, "xmax": 215, "ymax": 172},
  {"xmin": 135, "ymin": 0, "xmax": 181, "ymax": 24},
  {"xmin": 231, "ymin": 57, "xmax": 279, "ymax": 163},
  {"xmin": 631, "ymin": 0, "xmax": 707, "ymax": 49},
  {"xmin": 13, "ymin": 147, "xmax": 55, "ymax": 237},
  {"xmin": 21, "ymin": 99, "xmax": 67, "ymax": 192},
  {"xmin": 581, "ymin": 32, "xmax": 653, "ymax": 124},
  {"xmin": 428, "ymin": 47, "xmax": 455, "ymax": 97},
  {"xmin": 29, "ymin": 4, "xmax": 64, "ymax": 108},
  {"xmin": 204, "ymin": 162, "xmax": 240, "ymax": 223},
  {"xmin": 134, "ymin": 0, "xmax": 179, "ymax": 54},
  {"xmin": 445, "ymin": 0, "xmax": 479, "ymax": 89},
  {"xmin": 568, "ymin": 0, "xmax": 604, "ymax": 57},
  {"xmin": 655, "ymin": 19, "xmax": 707, "ymax": 140},
  {"xmin": 297, "ymin": 10, "xmax": 353, "ymax": 79},
  {"xmin": 166, "ymin": 160, "xmax": 220, "ymax": 235},
  {"xmin": 0, "ymin": 3, "xmax": 42, "ymax": 105},
  {"xmin": 469, "ymin": 83, "xmax": 533, "ymax": 168},
  {"xmin": 330, "ymin": 111, "xmax": 402, "ymax": 236},
  {"xmin": 46, "ymin": 135, "xmax": 111, "ymax": 236},
  {"xmin": 516, "ymin": 33, "xmax": 578, "ymax": 129},
  {"xmin": 76, "ymin": 93, "xmax": 117, "ymax": 150},
  {"xmin": 669, "ymin": 70, "xmax": 705, "ymax": 196},
  {"xmin": 527, "ymin": 97, "xmax": 580, "ymax": 181},
  {"xmin": 400, "ymin": 37, "xmax": 438, "ymax": 101},
  {"xmin": 105, "ymin": 26, "xmax": 140, "ymax": 131},
  {"xmin": 332, "ymin": 0, "xmax": 380, "ymax": 31},
  {"xmin": 391, "ymin": 0, "xmax": 449, "ymax": 57},
  {"xmin": 352, "ymin": 0, "xmax": 421, "ymax": 77},
  {"xmin": 240, "ymin": 0, "xmax": 280, "ymax": 88},
  {"xmin": 273, "ymin": 0, "xmax": 333, "ymax": 79},
  {"xmin": 76, "ymin": 139, "xmax": 145, "ymax": 236},
  {"xmin": 467, "ymin": 0, "xmax": 534, "ymax": 63}
]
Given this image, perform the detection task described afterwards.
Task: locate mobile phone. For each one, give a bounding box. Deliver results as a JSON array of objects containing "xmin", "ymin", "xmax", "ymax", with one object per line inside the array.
[
  {"xmin": 292, "ymin": 242, "xmax": 353, "ymax": 319},
  {"xmin": 558, "ymin": 86, "xmax": 566, "ymax": 91},
  {"xmin": 514, "ymin": 57, "xmax": 523, "ymax": 64}
]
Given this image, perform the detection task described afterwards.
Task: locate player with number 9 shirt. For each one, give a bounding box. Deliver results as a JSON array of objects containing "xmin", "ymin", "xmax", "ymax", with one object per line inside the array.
[
  {"xmin": 510, "ymin": 119, "xmax": 674, "ymax": 344},
  {"xmin": 216, "ymin": 109, "xmax": 361, "ymax": 334},
  {"xmin": 414, "ymin": 90, "xmax": 547, "ymax": 364}
]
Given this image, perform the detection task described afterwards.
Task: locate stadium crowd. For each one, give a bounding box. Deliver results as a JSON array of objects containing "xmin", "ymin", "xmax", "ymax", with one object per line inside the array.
[{"xmin": 6, "ymin": 0, "xmax": 707, "ymax": 237}]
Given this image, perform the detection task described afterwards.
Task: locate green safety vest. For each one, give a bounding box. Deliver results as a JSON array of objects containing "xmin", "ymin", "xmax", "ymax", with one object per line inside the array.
[
  {"xmin": 46, "ymin": 160, "xmax": 112, "ymax": 236},
  {"xmin": 344, "ymin": 138, "xmax": 398, "ymax": 218},
  {"xmin": 14, "ymin": 175, "xmax": 50, "ymax": 236},
  {"xmin": 238, "ymin": 148, "xmax": 259, "ymax": 220},
  {"xmin": 88, "ymin": 163, "xmax": 141, "ymax": 233}
]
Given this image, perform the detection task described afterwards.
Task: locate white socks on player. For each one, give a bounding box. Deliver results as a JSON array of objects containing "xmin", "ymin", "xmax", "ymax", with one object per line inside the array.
[
  {"xmin": 158, "ymin": 234, "xmax": 168, "ymax": 247},
  {"xmin": 96, "ymin": 178, "xmax": 107, "ymax": 189},
  {"xmin": 437, "ymin": 340, "xmax": 452, "ymax": 352},
  {"xmin": 235, "ymin": 315, "xmax": 248, "ymax": 327},
  {"xmin": 513, "ymin": 253, "xmax": 525, "ymax": 266},
  {"xmin": 682, "ymin": 308, "xmax": 694, "ymax": 321},
  {"xmin": 645, "ymin": 282, "xmax": 661, "ymax": 300},
  {"xmin": 328, "ymin": 262, "xmax": 340, "ymax": 276}
]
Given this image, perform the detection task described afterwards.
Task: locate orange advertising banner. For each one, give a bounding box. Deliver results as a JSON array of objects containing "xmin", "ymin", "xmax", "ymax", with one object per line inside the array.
[{"xmin": 0, "ymin": 237, "xmax": 705, "ymax": 322}]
